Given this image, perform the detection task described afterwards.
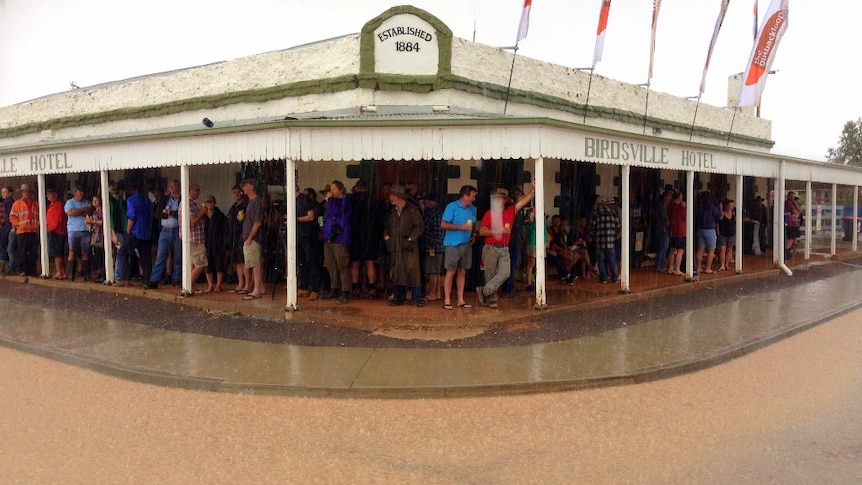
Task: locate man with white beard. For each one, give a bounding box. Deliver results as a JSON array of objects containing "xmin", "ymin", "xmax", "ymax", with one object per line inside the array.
[{"xmin": 476, "ymin": 180, "xmax": 534, "ymax": 308}]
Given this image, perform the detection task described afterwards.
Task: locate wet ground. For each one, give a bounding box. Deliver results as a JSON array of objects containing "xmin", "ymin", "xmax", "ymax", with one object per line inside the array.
[
  {"xmin": 2, "ymin": 306, "xmax": 860, "ymax": 483},
  {"xmin": 1, "ymin": 258, "xmax": 857, "ymax": 349}
]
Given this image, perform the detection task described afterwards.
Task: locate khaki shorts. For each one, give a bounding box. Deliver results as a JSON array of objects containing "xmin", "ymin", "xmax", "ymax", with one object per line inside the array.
[
  {"xmin": 243, "ymin": 240, "xmax": 262, "ymax": 269},
  {"xmin": 190, "ymin": 243, "xmax": 208, "ymax": 268}
]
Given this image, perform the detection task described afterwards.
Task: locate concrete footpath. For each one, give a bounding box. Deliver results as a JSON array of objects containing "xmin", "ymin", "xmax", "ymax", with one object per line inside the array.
[{"xmin": 1, "ymin": 259, "xmax": 861, "ymax": 398}]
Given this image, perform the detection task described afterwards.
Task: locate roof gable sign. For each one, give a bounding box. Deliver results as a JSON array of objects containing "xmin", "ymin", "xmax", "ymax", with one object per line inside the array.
[{"xmin": 359, "ymin": 5, "xmax": 453, "ymax": 89}]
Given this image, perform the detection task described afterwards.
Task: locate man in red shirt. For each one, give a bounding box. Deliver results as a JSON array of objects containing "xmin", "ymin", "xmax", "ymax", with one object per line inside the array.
[
  {"xmin": 476, "ymin": 182, "xmax": 534, "ymax": 308},
  {"xmin": 46, "ymin": 189, "xmax": 68, "ymax": 279}
]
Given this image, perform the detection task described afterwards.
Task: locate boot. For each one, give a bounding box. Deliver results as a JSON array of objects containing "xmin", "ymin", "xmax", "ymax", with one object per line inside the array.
[
  {"xmin": 337, "ymin": 291, "xmax": 349, "ymax": 305},
  {"xmin": 308, "ymin": 291, "xmax": 320, "ymax": 301},
  {"xmin": 82, "ymin": 260, "xmax": 91, "ymax": 282},
  {"xmin": 66, "ymin": 260, "xmax": 76, "ymax": 281}
]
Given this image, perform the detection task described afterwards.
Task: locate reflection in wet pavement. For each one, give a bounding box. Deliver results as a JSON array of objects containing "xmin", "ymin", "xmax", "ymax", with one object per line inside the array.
[{"xmin": 1, "ymin": 266, "xmax": 861, "ymax": 396}]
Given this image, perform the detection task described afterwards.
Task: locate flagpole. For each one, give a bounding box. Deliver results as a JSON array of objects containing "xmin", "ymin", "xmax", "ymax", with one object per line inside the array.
[
  {"xmin": 726, "ymin": 107, "xmax": 739, "ymax": 146},
  {"xmin": 588, "ymin": 0, "xmax": 612, "ymax": 124},
  {"xmin": 582, "ymin": 68, "xmax": 595, "ymax": 123},
  {"xmin": 503, "ymin": 44, "xmax": 519, "ymax": 115},
  {"xmin": 641, "ymin": 83, "xmax": 651, "ymax": 135},
  {"xmin": 506, "ymin": 0, "xmax": 530, "ymax": 115},
  {"xmin": 689, "ymin": 95, "xmax": 702, "ymax": 141},
  {"xmin": 472, "ymin": 0, "xmax": 477, "ymax": 42}
]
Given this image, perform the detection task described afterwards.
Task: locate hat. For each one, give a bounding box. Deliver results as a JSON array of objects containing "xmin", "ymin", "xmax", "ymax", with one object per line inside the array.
[
  {"xmin": 489, "ymin": 188, "xmax": 510, "ymax": 199},
  {"xmin": 19, "ymin": 184, "xmax": 32, "ymax": 192},
  {"xmin": 204, "ymin": 195, "xmax": 216, "ymax": 204},
  {"xmin": 389, "ymin": 184, "xmax": 409, "ymax": 198}
]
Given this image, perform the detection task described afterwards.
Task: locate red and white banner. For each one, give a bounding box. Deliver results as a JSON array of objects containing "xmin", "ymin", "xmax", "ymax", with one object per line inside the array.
[
  {"xmin": 699, "ymin": 0, "xmax": 730, "ymax": 95},
  {"xmin": 592, "ymin": 0, "xmax": 612, "ymax": 68},
  {"xmin": 738, "ymin": 0, "xmax": 789, "ymax": 107},
  {"xmin": 648, "ymin": 0, "xmax": 661, "ymax": 81},
  {"xmin": 517, "ymin": 0, "xmax": 532, "ymax": 42},
  {"xmin": 753, "ymin": 0, "xmax": 759, "ymax": 41}
]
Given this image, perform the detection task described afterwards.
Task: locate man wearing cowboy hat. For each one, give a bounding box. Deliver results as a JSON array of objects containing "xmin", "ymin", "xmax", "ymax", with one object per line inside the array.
[
  {"xmin": 383, "ymin": 184, "xmax": 424, "ymax": 306},
  {"xmin": 476, "ymin": 180, "xmax": 535, "ymax": 308},
  {"xmin": 8, "ymin": 183, "xmax": 39, "ymax": 276}
]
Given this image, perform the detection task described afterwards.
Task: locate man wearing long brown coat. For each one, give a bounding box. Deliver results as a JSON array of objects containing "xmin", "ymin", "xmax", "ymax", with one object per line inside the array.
[{"xmin": 384, "ymin": 184, "xmax": 424, "ymax": 307}]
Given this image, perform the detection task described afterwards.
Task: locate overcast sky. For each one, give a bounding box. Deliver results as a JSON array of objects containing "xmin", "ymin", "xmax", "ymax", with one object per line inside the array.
[{"xmin": 1, "ymin": 0, "xmax": 858, "ymax": 161}]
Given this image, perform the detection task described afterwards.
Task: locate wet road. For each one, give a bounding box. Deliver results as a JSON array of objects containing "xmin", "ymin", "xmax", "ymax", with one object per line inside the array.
[{"xmin": 2, "ymin": 309, "xmax": 861, "ymax": 483}]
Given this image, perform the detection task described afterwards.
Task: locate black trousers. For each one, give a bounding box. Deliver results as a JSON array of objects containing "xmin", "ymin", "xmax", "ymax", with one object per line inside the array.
[
  {"xmin": 297, "ymin": 234, "xmax": 322, "ymax": 292},
  {"xmin": 16, "ymin": 232, "xmax": 39, "ymax": 276}
]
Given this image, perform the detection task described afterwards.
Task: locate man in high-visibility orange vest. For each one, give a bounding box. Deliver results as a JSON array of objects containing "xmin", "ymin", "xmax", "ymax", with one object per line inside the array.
[{"xmin": 8, "ymin": 183, "xmax": 39, "ymax": 276}]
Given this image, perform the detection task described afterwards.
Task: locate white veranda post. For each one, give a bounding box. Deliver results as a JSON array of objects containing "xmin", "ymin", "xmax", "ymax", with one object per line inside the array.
[
  {"xmin": 534, "ymin": 157, "xmax": 547, "ymax": 309},
  {"xmin": 285, "ymin": 158, "xmax": 298, "ymax": 312},
  {"xmin": 180, "ymin": 165, "xmax": 192, "ymax": 294}
]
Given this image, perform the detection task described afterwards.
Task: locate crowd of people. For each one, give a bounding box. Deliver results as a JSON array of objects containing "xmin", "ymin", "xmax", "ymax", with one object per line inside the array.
[
  {"xmin": 0, "ymin": 175, "xmax": 797, "ymax": 308},
  {"xmin": 292, "ymin": 179, "xmax": 542, "ymax": 309},
  {"xmin": 0, "ymin": 178, "xmax": 271, "ymax": 303}
]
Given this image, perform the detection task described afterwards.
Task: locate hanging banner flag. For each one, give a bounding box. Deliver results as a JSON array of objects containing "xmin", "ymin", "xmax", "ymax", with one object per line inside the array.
[
  {"xmin": 517, "ymin": 0, "xmax": 532, "ymax": 42},
  {"xmin": 753, "ymin": 0, "xmax": 759, "ymax": 41},
  {"xmin": 592, "ymin": 0, "xmax": 612, "ymax": 68},
  {"xmin": 648, "ymin": 0, "xmax": 662, "ymax": 82},
  {"xmin": 699, "ymin": 0, "xmax": 730, "ymax": 95},
  {"xmin": 738, "ymin": 0, "xmax": 789, "ymax": 107}
]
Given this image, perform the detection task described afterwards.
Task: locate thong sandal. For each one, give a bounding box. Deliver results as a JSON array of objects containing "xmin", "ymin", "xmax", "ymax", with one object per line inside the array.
[
  {"xmin": 442, "ymin": 303, "xmax": 453, "ymax": 310},
  {"xmin": 458, "ymin": 303, "xmax": 473, "ymax": 309},
  {"xmin": 243, "ymin": 294, "xmax": 261, "ymax": 300}
]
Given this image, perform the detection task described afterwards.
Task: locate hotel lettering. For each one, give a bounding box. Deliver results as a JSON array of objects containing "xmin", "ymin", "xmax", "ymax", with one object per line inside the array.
[
  {"xmin": 30, "ymin": 152, "xmax": 71, "ymax": 171},
  {"xmin": 0, "ymin": 157, "xmax": 17, "ymax": 174},
  {"xmin": 584, "ymin": 137, "xmax": 670, "ymax": 165}
]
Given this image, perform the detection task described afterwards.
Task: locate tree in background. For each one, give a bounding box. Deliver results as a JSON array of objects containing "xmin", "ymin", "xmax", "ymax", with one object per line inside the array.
[{"xmin": 827, "ymin": 118, "xmax": 862, "ymax": 166}]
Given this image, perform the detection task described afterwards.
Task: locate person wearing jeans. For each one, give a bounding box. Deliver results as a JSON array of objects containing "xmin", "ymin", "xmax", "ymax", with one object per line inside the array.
[
  {"xmin": 114, "ymin": 181, "xmax": 153, "ymax": 285},
  {"xmin": 476, "ymin": 183, "xmax": 534, "ymax": 308},
  {"xmin": 589, "ymin": 197, "xmax": 621, "ymax": 283},
  {"xmin": 146, "ymin": 179, "xmax": 181, "ymax": 288}
]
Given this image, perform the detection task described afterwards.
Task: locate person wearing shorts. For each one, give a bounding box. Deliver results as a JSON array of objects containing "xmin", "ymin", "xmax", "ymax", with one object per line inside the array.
[
  {"xmin": 667, "ymin": 190, "xmax": 686, "ymax": 276},
  {"xmin": 421, "ymin": 193, "xmax": 445, "ymax": 301},
  {"xmin": 64, "ymin": 187, "xmax": 92, "ymax": 281},
  {"xmin": 716, "ymin": 199, "xmax": 736, "ymax": 271},
  {"xmin": 441, "ymin": 185, "xmax": 477, "ymax": 310},
  {"xmin": 179, "ymin": 184, "xmax": 209, "ymax": 295},
  {"xmin": 46, "ymin": 189, "xmax": 68, "ymax": 280},
  {"xmin": 240, "ymin": 179, "xmax": 267, "ymax": 300},
  {"xmin": 695, "ymin": 191, "xmax": 720, "ymax": 274},
  {"xmin": 784, "ymin": 191, "xmax": 801, "ymax": 259}
]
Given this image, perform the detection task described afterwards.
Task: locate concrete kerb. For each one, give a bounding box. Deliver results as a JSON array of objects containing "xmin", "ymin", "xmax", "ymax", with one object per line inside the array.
[{"xmin": 0, "ymin": 336, "xmax": 224, "ymax": 393}]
